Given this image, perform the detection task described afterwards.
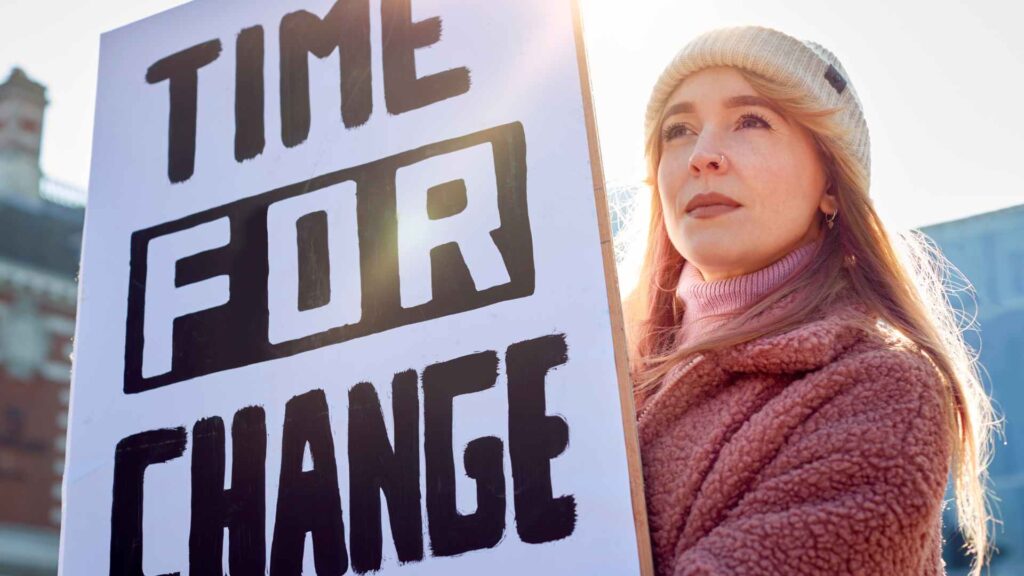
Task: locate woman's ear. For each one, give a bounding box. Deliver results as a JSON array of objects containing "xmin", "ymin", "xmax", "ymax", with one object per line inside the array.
[{"xmin": 819, "ymin": 182, "xmax": 838, "ymax": 214}]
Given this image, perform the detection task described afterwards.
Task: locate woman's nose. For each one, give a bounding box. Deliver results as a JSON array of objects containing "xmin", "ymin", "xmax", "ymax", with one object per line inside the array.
[{"xmin": 689, "ymin": 143, "xmax": 727, "ymax": 175}]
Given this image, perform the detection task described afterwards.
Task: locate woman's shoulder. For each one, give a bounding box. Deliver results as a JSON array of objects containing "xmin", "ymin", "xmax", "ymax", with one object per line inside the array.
[
  {"xmin": 739, "ymin": 296, "xmax": 953, "ymax": 481},
  {"xmin": 811, "ymin": 297, "xmax": 948, "ymax": 406},
  {"xmin": 765, "ymin": 297, "xmax": 951, "ymax": 445}
]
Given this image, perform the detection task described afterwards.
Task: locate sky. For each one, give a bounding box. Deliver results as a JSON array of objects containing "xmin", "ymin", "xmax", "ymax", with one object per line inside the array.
[{"xmin": 2, "ymin": 0, "xmax": 1023, "ymax": 230}]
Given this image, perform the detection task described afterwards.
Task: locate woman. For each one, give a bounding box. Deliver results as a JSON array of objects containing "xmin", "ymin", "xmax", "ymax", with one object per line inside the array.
[{"xmin": 623, "ymin": 26, "xmax": 995, "ymax": 575}]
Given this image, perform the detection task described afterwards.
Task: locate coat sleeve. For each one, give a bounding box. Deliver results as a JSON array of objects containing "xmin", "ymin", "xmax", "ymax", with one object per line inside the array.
[{"xmin": 673, "ymin": 349, "xmax": 953, "ymax": 576}]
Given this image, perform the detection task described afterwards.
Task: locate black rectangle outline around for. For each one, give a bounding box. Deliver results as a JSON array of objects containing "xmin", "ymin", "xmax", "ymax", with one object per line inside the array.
[{"xmin": 124, "ymin": 122, "xmax": 532, "ymax": 394}]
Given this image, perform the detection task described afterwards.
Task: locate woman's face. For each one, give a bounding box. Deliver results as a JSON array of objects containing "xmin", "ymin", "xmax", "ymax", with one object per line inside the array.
[{"xmin": 656, "ymin": 66, "xmax": 835, "ymax": 281}]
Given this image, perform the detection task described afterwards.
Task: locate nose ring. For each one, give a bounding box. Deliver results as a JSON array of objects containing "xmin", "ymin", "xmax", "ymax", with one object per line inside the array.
[{"xmin": 694, "ymin": 153, "xmax": 727, "ymax": 170}]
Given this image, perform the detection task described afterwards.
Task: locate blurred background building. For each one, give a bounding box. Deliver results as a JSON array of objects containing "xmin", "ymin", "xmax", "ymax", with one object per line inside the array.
[
  {"xmin": 0, "ymin": 67, "xmax": 84, "ymax": 576},
  {"xmin": 922, "ymin": 206, "xmax": 1024, "ymax": 574}
]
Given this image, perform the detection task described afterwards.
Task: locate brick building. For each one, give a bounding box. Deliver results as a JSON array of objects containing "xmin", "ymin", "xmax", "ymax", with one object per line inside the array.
[{"xmin": 0, "ymin": 67, "xmax": 84, "ymax": 576}]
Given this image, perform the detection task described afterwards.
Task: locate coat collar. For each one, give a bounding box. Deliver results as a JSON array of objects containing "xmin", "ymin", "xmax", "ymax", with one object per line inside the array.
[
  {"xmin": 637, "ymin": 290, "xmax": 878, "ymax": 430},
  {"xmin": 711, "ymin": 293, "xmax": 877, "ymax": 375}
]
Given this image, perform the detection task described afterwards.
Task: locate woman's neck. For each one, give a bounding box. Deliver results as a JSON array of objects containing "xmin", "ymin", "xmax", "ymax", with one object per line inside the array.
[{"xmin": 674, "ymin": 236, "xmax": 823, "ymax": 348}]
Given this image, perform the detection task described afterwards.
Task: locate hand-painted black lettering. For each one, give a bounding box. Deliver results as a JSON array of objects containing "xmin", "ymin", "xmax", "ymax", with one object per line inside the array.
[
  {"xmin": 423, "ymin": 351, "xmax": 505, "ymax": 556},
  {"xmin": 279, "ymin": 0, "xmax": 372, "ymax": 148},
  {"xmin": 348, "ymin": 370, "xmax": 423, "ymax": 572},
  {"xmin": 235, "ymin": 26, "xmax": 265, "ymax": 162},
  {"xmin": 146, "ymin": 40, "xmax": 222, "ymax": 183},
  {"xmin": 506, "ymin": 334, "xmax": 576, "ymax": 543},
  {"xmin": 270, "ymin": 389, "xmax": 348, "ymax": 576},
  {"xmin": 109, "ymin": 427, "xmax": 187, "ymax": 576},
  {"xmin": 427, "ymin": 241, "xmax": 477, "ymax": 307},
  {"xmin": 381, "ymin": 0, "xmax": 470, "ymax": 115},
  {"xmin": 296, "ymin": 210, "xmax": 332, "ymax": 311},
  {"xmin": 189, "ymin": 407, "xmax": 266, "ymax": 576},
  {"xmin": 461, "ymin": 435, "xmax": 505, "ymax": 537},
  {"xmin": 426, "ymin": 179, "xmax": 468, "ymax": 220},
  {"xmin": 125, "ymin": 122, "xmax": 531, "ymax": 393},
  {"xmin": 174, "ymin": 241, "xmax": 227, "ymax": 289}
]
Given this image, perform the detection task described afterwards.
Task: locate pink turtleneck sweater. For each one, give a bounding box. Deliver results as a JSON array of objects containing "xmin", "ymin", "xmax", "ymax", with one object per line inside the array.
[{"xmin": 673, "ymin": 238, "xmax": 822, "ymax": 350}]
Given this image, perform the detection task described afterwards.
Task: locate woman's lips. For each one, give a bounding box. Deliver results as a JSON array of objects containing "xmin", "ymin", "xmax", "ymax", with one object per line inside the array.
[{"xmin": 687, "ymin": 204, "xmax": 741, "ymax": 219}]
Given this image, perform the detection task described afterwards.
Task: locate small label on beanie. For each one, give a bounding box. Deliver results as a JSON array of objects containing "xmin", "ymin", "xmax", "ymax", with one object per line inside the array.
[{"xmin": 825, "ymin": 64, "xmax": 847, "ymax": 94}]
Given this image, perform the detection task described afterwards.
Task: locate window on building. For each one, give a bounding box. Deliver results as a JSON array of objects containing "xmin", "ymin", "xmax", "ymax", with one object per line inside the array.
[
  {"xmin": 18, "ymin": 118, "xmax": 39, "ymax": 134},
  {"xmin": 4, "ymin": 406, "xmax": 24, "ymax": 441}
]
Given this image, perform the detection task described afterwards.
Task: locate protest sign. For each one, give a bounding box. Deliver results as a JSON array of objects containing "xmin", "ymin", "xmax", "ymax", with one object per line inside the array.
[{"xmin": 61, "ymin": 0, "xmax": 651, "ymax": 574}]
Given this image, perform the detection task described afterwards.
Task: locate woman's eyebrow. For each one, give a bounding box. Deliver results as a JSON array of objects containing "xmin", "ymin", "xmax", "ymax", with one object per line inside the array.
[
  {"xmin": 661, "ymin": 102, "xmax": 694, "ymax": 121},
  {"xmin": 724, "ymin": 95, "xmax": 785, "ymax": 117},
  {"xmin": 660, "ymin": 94, "xmax": 786, "ymax": 126}
]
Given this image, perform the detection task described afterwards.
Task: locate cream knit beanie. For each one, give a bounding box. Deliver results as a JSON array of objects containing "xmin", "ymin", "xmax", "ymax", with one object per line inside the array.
[{"xmin": 645, "ymin": 26, "xmax": 871, "ymax": 182}]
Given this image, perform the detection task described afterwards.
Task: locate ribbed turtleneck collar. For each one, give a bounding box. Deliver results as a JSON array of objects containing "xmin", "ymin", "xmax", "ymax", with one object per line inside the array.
[{"xmin": 673, "ymin": 236, "xmax": 822, "ymax": 349}]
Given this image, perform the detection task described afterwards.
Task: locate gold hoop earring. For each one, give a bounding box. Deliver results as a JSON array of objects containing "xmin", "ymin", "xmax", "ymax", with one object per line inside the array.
[{"xmin": 825, "ymin": 210, "xmax": 838, "ymax": 230}]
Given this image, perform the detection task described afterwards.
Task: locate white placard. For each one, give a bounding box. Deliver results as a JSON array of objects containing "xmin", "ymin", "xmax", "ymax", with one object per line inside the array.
[{"xmin": 61, "ymin": 0, "xmax": 647, "ymax": 574}]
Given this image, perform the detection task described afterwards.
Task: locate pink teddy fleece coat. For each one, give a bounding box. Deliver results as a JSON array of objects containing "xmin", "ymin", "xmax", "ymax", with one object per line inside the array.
[{"xmin": 636, "ymin": 293, "xmax": 952, "ymax": 575}]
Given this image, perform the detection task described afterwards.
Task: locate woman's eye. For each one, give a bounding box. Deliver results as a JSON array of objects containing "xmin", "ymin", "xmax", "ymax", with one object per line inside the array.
[
  {"xmin": 661, "ymin": 123, "xmax": 693, "ymax": 141},
  {"xmin": 737, "ymin": 113, "xmax": 772, "ymax": 130}
]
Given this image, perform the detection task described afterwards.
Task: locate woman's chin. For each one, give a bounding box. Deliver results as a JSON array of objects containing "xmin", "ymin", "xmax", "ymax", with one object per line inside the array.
[{"xmin": 678, "ymin": 229, "xmax": 742, "ymax": 257}]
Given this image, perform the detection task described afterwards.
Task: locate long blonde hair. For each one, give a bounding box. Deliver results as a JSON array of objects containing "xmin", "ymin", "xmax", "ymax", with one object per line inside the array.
[{"xmin": 623, "ymin": 68, "xmax": 997, "ymax": 575}]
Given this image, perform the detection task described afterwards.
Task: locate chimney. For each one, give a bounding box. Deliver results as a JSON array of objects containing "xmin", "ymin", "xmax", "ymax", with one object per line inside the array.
[{"xmin": 0, "ymin": 67, "xmax": 48, "ymax": 201}]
